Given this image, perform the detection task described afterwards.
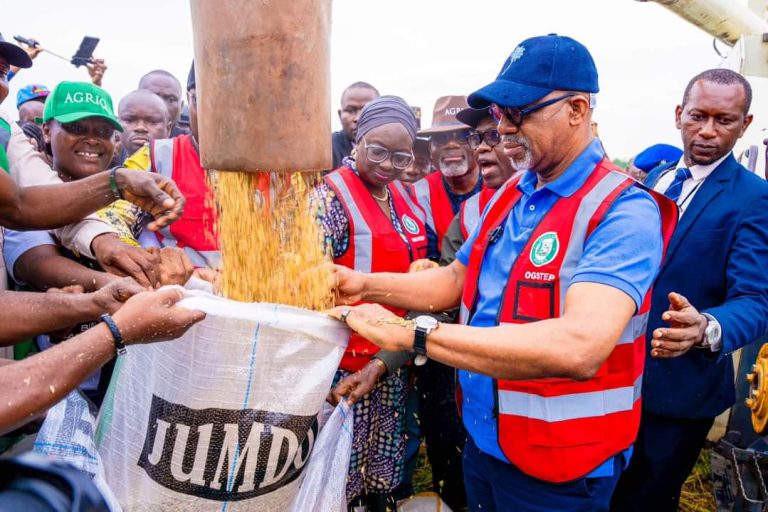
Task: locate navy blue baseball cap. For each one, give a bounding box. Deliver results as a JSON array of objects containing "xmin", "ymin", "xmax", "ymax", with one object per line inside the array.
[{"xmin": 468, "ymin": 34, "xmax": 599, "ymax": 109}]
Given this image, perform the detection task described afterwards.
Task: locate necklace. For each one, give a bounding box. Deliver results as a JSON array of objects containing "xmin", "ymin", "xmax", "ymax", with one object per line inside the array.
[{"xmin": 371, "ymin": 188, "xmax": 390, "ymax": 202}]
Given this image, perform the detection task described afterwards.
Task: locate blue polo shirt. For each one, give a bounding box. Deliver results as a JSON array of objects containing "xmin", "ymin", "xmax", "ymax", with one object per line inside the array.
[{"xmin": 455, "ymin": 139, "xmax": 663, "ymax": 476}]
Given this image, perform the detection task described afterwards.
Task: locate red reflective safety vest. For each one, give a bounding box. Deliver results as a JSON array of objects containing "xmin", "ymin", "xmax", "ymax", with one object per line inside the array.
[
  {"xmin": 459, "ymin": 160, "xmax": 678, "ymax": 483},
  {"xmin": 325, "ymin": 166, "xmax": 428, "ymax": 372},
  {"xmin": 150, "ymin": 135, "xmax": 220, "ymax": 268},
  {"xmin": 410, "ymin": 171, "xmax": 454, "ymax": 251},
  {"xmin": 459, "ymin": 186, "xmax": 496, "ymax": 239}
]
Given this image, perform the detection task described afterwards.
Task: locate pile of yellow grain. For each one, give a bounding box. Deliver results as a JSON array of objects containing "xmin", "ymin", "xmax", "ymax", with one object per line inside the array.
[{"xmin": 211, "ymin": 170, "xmax": 334, "ymax": 310}]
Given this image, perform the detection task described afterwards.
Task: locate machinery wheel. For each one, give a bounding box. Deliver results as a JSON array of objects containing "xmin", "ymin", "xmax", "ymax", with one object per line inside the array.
[{"xmin": 745, "ymin": 344, "xmax": 768, "ymax": 434}]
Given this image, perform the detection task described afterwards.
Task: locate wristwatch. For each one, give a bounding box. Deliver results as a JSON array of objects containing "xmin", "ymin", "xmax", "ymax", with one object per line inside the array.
[
  {"xmin": 698, "ymin": 313, "xmax": 722, "ymax": 352},
  {"xmin": 413, "ymin": 315, "xmax": 439, "ymax": 366}
]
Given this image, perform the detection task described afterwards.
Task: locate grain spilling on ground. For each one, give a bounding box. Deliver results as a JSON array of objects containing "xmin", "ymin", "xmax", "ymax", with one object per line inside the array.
[{"xmin": 212, "ymin": 170, "xmax": 333, "ymax": 309}]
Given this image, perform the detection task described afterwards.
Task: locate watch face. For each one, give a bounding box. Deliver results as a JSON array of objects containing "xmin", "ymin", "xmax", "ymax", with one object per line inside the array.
[{"xmin": 415, "ymin": 315, "xmax": 438, "ymax": 329}]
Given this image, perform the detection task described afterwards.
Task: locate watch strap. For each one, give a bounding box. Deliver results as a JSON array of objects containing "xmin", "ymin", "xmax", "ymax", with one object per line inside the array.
[{"xmin": 414, "ymin": 326, "xmax": 428, "ymax": 356}]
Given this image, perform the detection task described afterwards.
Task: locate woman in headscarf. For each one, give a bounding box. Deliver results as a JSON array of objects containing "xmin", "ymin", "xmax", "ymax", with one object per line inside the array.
[{"xmin": 314, "ymin": 96, "xmax": 437, "ymax": 511}]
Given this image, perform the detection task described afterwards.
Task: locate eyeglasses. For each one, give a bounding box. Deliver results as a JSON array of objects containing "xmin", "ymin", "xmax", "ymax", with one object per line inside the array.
[
  {"xmin": 467, "ymin": 129, "xmax": 502, "ymax": 150},
  {"xmin": 59, "ymin": 121, "xmax": 114, "ymax": 140},
  {"xmin": 490, "ymin": 93, "xmax": 576, "ymax": 127},
  {"xmin": 363, "ymin": 138, "xmax": 415, "ymax": 170},
  {"xmin": 430, "ymin": 129, "xmax": 471, "ymax": 147}
]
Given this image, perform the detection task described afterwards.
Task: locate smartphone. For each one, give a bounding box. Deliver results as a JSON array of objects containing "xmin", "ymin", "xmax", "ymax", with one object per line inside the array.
[{"xmin": 71, "ymin": 36, "xmax": 99, "ymax": 67}]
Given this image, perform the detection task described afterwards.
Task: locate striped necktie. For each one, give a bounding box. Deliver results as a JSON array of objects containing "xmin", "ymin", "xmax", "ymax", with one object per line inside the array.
[{"xmin": 663, "ymin": 167, "xmax": 693, "ymax": 202}]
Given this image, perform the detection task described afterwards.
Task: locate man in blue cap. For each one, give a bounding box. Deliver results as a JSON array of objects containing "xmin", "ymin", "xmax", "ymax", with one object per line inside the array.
[
  {"xmin": 326, "ymin": 34, "xmax": 678, "ymax": 510},
  {"xmin": 627, "ymin": 143, "xmax": 683, "ymax": 182},
  {"xmin": 16, "ymin": 84, "xmax": 49, "ymax": 125}
]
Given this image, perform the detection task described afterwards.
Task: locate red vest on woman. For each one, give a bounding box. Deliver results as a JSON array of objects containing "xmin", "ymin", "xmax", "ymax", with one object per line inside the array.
[
  {"xmin": 459, "ymin": 186, "xmax": 496, "ymax": 239},
  {"xmin": 459, "ymin": 160, "xmax": 678, "ymax": 482},
  {"xmin": 150, "ymin": 135, "xmax": 219, "ymax": 268},
  {"xmin": 410, "ymin": 171, "xmax": 454, "ymax": 251},
  {"xmin": 325, "ymin": 167, "xmax": 428, "ymax": 372}
]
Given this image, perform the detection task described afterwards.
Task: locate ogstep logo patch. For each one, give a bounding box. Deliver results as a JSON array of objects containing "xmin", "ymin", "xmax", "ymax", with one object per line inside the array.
[{"xmin": 138, "ymin": 395, "xmax": 317, "ymax": 501}]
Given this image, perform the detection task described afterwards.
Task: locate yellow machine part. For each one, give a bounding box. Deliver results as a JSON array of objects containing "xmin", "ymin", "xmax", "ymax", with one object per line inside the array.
[{"xmin": 746, "ymin": 344, "xmax": 768, "ymax": 434}]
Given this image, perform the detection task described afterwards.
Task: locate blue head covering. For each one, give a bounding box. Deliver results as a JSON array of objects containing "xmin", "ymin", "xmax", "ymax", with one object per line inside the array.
[
  {"xmin": 633, "ymin": 144, "xmax": 683, "ymax": 172},
  {"xmin": 355, "ymin": 95, "xmax": 418, "ymax": 144}
]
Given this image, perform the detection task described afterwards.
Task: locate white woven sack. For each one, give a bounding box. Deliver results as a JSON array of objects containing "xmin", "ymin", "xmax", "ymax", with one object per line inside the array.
[{"xmin": 96, "ymin": 290, "xmax": 348, "ymax": 511}]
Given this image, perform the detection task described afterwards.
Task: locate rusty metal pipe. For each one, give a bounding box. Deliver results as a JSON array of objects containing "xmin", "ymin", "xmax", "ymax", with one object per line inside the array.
[{"xmin": 190, "ymin": 0, "xmax": 332, "ymax": 172}]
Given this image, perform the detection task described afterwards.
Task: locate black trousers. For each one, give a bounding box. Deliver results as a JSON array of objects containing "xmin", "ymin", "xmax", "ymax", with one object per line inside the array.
[
  {"xmin": 416, "ymin": 359, "xmax": 467, "ymax": 511},
  {"xmin": 610, "ymin": 410, "xmax": 715, "ymax": 512}
]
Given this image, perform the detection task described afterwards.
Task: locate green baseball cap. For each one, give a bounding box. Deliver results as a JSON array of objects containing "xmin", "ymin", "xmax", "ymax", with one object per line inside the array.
[{"xmin": 41, "ymin": 81, "xmax": 123, "ymax": 132}]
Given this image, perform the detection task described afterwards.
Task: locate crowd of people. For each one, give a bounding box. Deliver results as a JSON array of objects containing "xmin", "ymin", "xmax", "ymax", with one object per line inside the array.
[{"xmin": 0, "ymin": 25, "xmax": 766, "ymax": 512}]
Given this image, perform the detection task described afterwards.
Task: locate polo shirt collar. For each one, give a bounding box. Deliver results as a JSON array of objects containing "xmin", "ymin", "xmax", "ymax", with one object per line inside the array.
[{"xmin": 517, "ymin": 139, "xmax": 605, "ymax": 198}]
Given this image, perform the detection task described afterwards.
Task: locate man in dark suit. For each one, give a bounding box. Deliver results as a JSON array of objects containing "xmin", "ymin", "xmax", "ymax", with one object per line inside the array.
[{"xmin": 612, "ymin": 68, "xmax": 768, "ymax": 511}]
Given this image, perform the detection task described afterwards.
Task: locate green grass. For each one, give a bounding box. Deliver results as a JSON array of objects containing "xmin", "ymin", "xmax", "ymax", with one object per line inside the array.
[
  {"xmin": 680, "ymin": 447, "xmax": 716, "ymax": 512},
  {"xmin": 413, "ymin": 446, "xmax": 434, "ymax": 494}
]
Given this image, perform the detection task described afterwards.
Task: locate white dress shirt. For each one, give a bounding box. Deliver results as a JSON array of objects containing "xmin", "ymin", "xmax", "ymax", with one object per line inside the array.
[{"xmin": 652, "ymin": 154, "xmax": 729, "ymax": 216}]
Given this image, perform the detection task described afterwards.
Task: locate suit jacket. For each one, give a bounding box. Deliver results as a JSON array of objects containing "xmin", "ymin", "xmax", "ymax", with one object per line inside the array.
[{"xmin": 642, "ymin": 153, "xmax": 768, "ymax": 418}]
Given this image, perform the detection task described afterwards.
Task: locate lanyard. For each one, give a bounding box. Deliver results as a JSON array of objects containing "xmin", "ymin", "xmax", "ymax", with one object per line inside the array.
[{"xmin": 678, "ymin": 179, "xmax": 705, "ymax": 211}]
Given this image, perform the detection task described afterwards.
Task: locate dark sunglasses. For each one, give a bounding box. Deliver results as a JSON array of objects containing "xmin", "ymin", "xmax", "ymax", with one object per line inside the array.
[
  {"xmin": 490, "ymin": 93, "xmax": 576, "ymax": 127},
  {"xmin": 430, "ymin": 129, "xmax": 471, "ymax": 146},
  {"xmin": 467, "ymin": 129, "xmax": 502, "ymax": 150},
  {"xmin": 60, "ymin": 121, "xmax": 114, "ymax": 140}
]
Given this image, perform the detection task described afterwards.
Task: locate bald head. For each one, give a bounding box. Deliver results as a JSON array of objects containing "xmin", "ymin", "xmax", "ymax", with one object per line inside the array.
[
  {"xmin": 138, "ymin": 70, "xmax": 182, "ymax": 123},
  {"xmin": 118, "ymin": 90, "xmax": 172, "ymax": 156}
]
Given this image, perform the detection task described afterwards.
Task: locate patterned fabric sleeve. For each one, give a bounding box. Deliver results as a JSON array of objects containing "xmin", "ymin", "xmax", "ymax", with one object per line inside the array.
[
  {"xmin": 312, "ymin": 182, "xmax": 350, "ymax": 259},
  {"xmin": 94, "ymin": 145, "xmax": 154, "ymax": 247}
]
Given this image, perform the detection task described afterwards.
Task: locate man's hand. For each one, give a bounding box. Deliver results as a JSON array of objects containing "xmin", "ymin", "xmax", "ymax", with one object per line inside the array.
[
  {"xmin": 331, "ymin": 264, "xmax": 367, "ymax": 305},
  {"xmin": 327, "ymin": 359, "xmax": 387, "ymax": 406},
  {"xmin": 112, "ymin": 288, "xmax": 206, "ymax": 344},
  {"xmin": 114, "ymin": 169, "xmax": 185, "ymax": 231},
  {"xmin": 147, "ymin": 247, "xmax": 194, "ymax": 286},
  {"xmin": 90, "ymin": 276, "xmax": 145, "ymax": 315},
  {"xmin": 85, "ymin": 58, "xmax": 107, "ymax": 86},
  {"xmin": 650, "ymin": 292, "xmax": 708, "ymax": 358},
  {"xmin": 92, "ymin": 234, "xmax": 161, "ymax": 288},
  {"xmin": 193, "ymin": 267, "xmax": 219, "ymax": 284},
  {"xmin": 19, "ymin": 39, "xmax": 43, "ymax": 60},
  {"xmin": 325, "ymin": 303, "xmax": 413, "ymax": 352},
  {"xmin": 409, "ymin": 258, "xmax": 439, "ymax": 273}
]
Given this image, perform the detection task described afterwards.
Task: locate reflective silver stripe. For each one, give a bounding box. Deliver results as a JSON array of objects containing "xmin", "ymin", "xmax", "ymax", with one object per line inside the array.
[
  {"xmin": 558, "ymin": 171, "xmax": 629, "ymax": 313},
  {"xmin": 153, "ymin": 139, "xmax": 174, "ymax": 178},
  {"xmin": 412, "ymin": 179, "xmax": 435, "ymax": 233},
  {"xmin": 0, "ymin": 125, "xmax": 10, "ymax": 152},
  {"xmin": 556, "ymin": 171, "xmax": 649, "ymax": 345},
  {"xmin": 326, "ymin": 173, "xmax": 373, "ymax": 273},
  {"xmin": 459, "ymin": 303, "xmax": 470, "ymax": 325},
  {"xmin": 618, "ymin": 311, "xmax": 649, "ymax": 345},
  {"xmin": 498, "ymin": 376, "xmax": 642, "ymax": 422},
  {"xmin": 462, "ymin": 193, "xmax": 481, "ymax": 235},
  {"xmin": 185, "ymin": 248, "xmax": 220, "ymax": 269},
  {"xmin": 392, "ymin": 181, "xmax": 426, "ymax": 224}
]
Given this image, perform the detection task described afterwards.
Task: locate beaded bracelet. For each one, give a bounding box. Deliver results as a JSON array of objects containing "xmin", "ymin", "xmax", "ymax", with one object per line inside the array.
[
  {"xmin": 108, "ymin": 167, "xmax": 123, "ymax": 200},
  {"xmin": 101, "ymin": 313, "xmax": 127, "ymax": 356}
]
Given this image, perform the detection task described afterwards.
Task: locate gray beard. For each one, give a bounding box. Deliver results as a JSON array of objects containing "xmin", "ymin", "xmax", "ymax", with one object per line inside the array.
[
  {"xmin": 440, "ymin": 159, "xmax": 470, "ymax": 177},
  {"xmin": 510, "ymin": 149, "xmax": 533, "ymax": 172}
]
